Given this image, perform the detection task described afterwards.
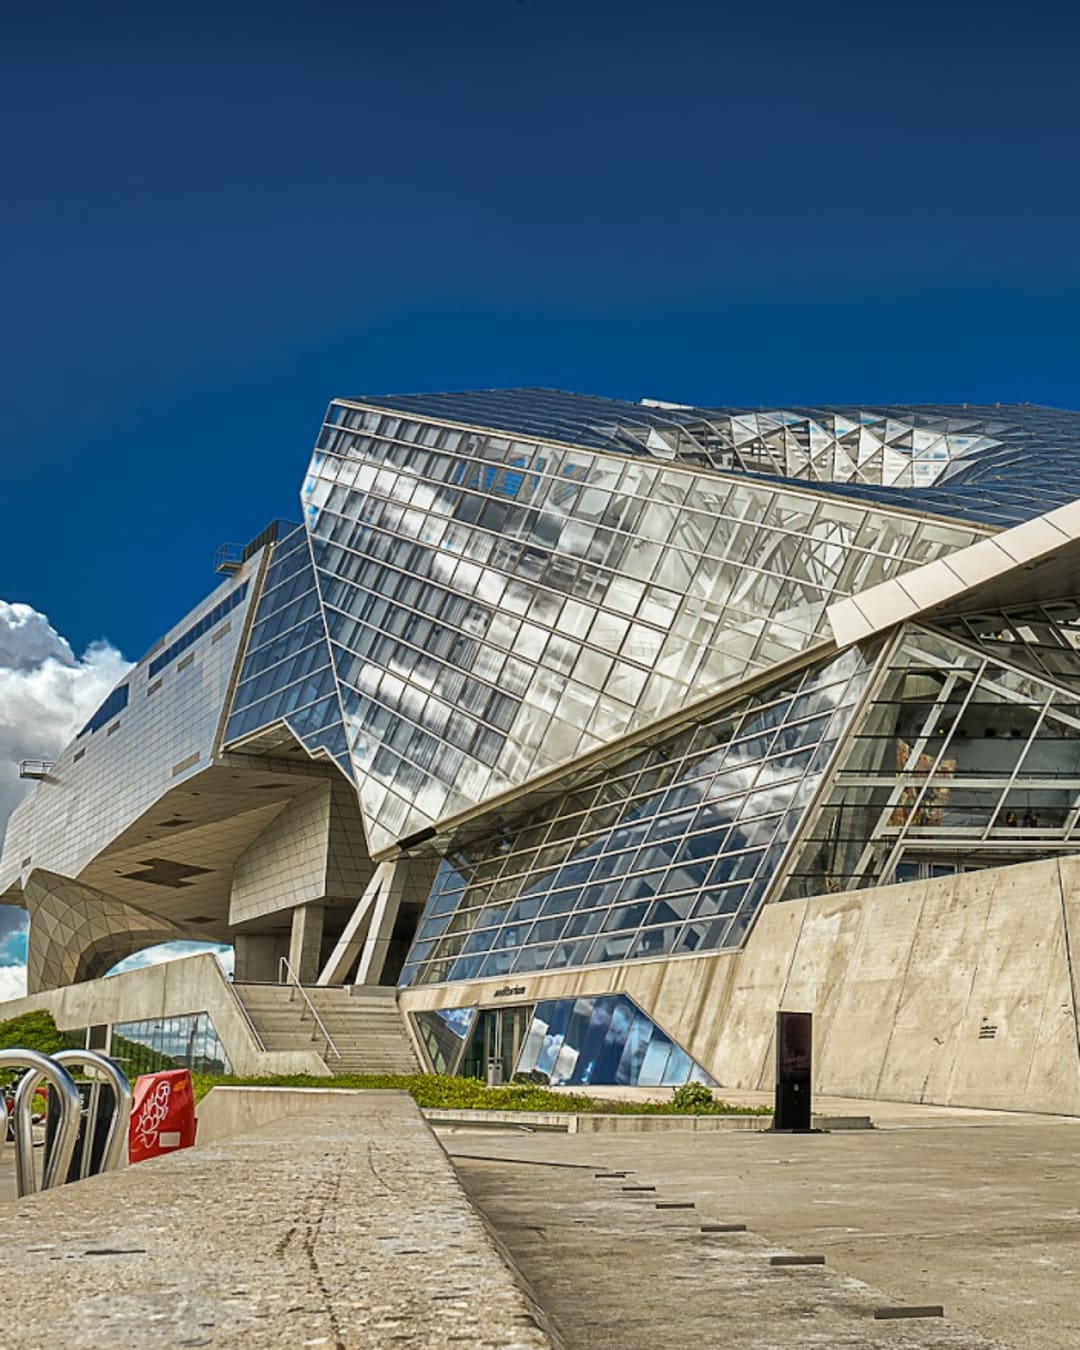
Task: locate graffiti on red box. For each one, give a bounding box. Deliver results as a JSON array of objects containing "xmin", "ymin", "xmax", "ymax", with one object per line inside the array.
[{"xmin": 129, "ymin": 1069, "xmax": 197, "ymax": 1163}]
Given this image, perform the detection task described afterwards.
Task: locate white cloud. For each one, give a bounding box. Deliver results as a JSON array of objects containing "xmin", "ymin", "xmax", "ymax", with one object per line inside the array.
[
  {"xmin": 0, "ymin": 601, "xmax": 133, "ymax": 992},
  {"xmin": 108, "ymin": 942, "xmax": 234, "ymax": 979},
  {"xmin": 0, "ymin": 965, "xmax": 26, "ymax": 1003},
  {"xmin": 0, "ymin": 601, "xmax": 75, "ymax": 672},
  {"xmin": 0, "ymin": 602, "xmax": 132, "ymax": 858}
]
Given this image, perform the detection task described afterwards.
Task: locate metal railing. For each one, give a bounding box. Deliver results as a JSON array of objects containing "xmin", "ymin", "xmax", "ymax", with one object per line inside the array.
[
  {"xmin": 279, "ymin": 957, "xmax": 342, "ymax": 1061},
  {"xmin": 213, "ymin": 543, "xmax": 245, "ymax": 575},
  {"xmin": 0, "ymin": 1049, "xmax": 131, "ymax": 1196},
  {"xmin": 223, "ymin": 969, "xmax": 268, "ymax": 1053}
]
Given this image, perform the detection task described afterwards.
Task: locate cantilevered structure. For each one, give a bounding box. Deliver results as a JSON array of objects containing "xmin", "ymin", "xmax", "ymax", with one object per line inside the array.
[{"xmin": 7, "ymin": 392, "xmax": 1080, "ymax": 1102}]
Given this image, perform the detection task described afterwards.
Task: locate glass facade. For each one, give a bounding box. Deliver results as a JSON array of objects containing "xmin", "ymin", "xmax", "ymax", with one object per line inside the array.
[
  {"xmin": 938, "ymin": 604, "xmax": 1080, "ymax": 694},
  {"xmin": 517, "ymin": 995, "xmax": 712, "ymax": 1088},
  {"xmin": 110, "ymin": 1012, "xmax": 232, "ymax": 1077},
  {"xmin": 354, "ymin": 390, "xmax": 1080, "ymax": 528},
  {"xmin": 781, "ymin": 626, "xmax": 1080, "ymax": 897},
  {"xmin": 21, "ymin": 386, "xmax": 1080, "ymax": 1007},
  {"xmin": 413, "ymin": 1005, "xmax": 477, "ymax": 1074},
  {"xmin": 399, "ymin": 649, "xmax": 871, "ymax": 987},
  {"xmin": 224, "ymin": 523, "xmax": 352, "ymax": 774},
  {"xmin": 413, "ymin": 994, "xmax": 711, "ymax": 1088},
  {"xmin": 304, "ymin": 401, "xmax": 978, "ymax": 851}
]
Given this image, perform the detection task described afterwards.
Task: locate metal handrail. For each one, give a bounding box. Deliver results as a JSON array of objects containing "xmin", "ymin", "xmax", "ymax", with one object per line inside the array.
[
  {"xmin": 222, "ymin": 966, "xmax": 268, "ymax": 1053},
  {"xmin": 279, "ymin": 957, "xmax": 342, "ymax": 1061}
]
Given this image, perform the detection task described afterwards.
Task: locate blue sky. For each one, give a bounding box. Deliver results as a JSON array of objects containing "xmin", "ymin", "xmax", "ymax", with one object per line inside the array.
[{"xmin": 3, "ymin": 0, "xmax": 1080, "ymax": 659}]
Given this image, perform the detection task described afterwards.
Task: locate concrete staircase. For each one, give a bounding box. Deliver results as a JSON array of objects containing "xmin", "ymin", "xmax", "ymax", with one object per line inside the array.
[{"xmin": 233, "ymin": 982, "xmax": 420, "ymax": 1075}]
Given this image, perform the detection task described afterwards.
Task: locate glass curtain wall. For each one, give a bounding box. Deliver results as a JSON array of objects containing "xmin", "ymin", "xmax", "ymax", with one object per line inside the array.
[
  {"xmin": 412, "ymin": 1006, "xmax": 477, "ymax": 1074},
  {"xmin": 399, "ymin": 648, "xmax": 872, "ymax": 987},
  {"xmin": 224, "ymin": 524, "xmax": 351, "ymax": 773},
  {"xmin": 304, "ymin": 403, "xmax": 980, "ymax": 850},
  {"xmin": 781, "ymin": 625, "xmax": 1080, "ymax": 897},
  {"xmin": 939, "ymin": 604, "xmax": 1080, "ymax": 695},
  {"xmin": 347, "ymin": 391, "xmax": 1080, "ymax": 527}
]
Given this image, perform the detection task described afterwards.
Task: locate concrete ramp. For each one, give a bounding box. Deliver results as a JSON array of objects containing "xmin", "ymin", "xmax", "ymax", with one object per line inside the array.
[{"xmin": 0, "ymin": 1089, "xmax": 551, "ymax": 1349}]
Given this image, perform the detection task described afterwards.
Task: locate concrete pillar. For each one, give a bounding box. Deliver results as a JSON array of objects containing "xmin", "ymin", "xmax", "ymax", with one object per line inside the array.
[
  {"xmin": 233, "ymin": 934, "xmax": 284, "ymax": 983},
  {"xmin": 288, "ymin": 903, "xmax": 325, "ymax": 985},
  {"xmin": 317, "ymin": 865, "xmax": 388, "ymax": 987}
]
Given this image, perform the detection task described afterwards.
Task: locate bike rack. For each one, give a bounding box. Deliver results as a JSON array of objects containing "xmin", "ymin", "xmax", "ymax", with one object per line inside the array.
[
  {"xmin": 54, "ymin": 1049, "xmax": 133, "ymax": 1178},
  {"xmin": 0, "ymin": 1048, "xmax": 132, "ymax": 1196}
]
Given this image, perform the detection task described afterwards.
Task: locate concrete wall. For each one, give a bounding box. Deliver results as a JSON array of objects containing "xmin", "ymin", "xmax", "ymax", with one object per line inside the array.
[
  {"xmin": 400, "ymin": 856, "xmax": 1080, "ymax": 1115},
  {"xmin": 0, "ymin": 952, "xmax": 328, "ymax": 1077}
]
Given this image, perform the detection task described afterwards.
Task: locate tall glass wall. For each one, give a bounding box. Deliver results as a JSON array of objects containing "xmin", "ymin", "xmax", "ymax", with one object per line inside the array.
[
  {"xmin": 781, "ymin": 625, "xmax": 1080, "ymax": 897},
  {"xmin": 304, "ymin": 403, "xmax": 979, "ymax": 850},
  {"xmin": 399, "ymin": 648, "xmax": 871, "ymax": 987},
  {"xmin": 517, "ymin": 995, "xmax": 712, "ymax": 1088}
]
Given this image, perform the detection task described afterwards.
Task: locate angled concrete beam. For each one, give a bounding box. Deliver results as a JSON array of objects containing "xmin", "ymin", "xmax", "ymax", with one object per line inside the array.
[{"xmin": 315, "ymin": 863, "xmax": 392, "ymax": 986}]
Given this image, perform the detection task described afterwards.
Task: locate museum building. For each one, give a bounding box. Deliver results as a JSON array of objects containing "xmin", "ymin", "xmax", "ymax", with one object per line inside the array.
[{"xmin": 6, "ymin": 391, "xmax": 1080, "ymax": 1108}]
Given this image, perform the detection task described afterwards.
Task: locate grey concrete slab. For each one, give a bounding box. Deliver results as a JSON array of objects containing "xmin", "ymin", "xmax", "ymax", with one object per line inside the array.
[
  {"xmin": 0, "ymin": 1091, "xmax": 551, "ymax": 1349},
  {"xmin": 447, "ymin": 1116, "xmax": 1080, "ymax": 1348},
  {"xmin": 455, "ymin": 1153, "xmax": 1003, "ymax": 1349}
]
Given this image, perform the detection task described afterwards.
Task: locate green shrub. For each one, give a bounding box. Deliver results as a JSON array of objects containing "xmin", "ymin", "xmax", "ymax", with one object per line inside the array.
[
  {"xmin": 670, "ymin": 1081, "xmax": 716, "ymax": 1112},
  {"xmin": 0, "ymin": 1010, "xmax": 66, "ymax": 1057}
]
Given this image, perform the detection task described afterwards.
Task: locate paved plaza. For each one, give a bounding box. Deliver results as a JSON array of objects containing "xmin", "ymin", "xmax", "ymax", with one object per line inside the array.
[
  {"xmin": 448, "ymin": 1104, "xmax": 1080, "ymax": 1349},
  {"xmin": 5, "ymin": 1090, "xmax": 1080, "ymax": 1346}
]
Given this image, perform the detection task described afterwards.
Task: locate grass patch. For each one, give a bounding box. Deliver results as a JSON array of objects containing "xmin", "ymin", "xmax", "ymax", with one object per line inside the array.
[
  {"xmin": 190, "ymin": 1071, "xmax": 772, "ymax": 1115},
  {"xmin": 0, "ymin": 1012, "xmax": 771, "ymax": 1117}
]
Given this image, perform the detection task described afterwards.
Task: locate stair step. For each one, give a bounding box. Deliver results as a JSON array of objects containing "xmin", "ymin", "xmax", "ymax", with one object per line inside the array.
[{"xmin": 236, "ymin": 978, "xmax": 419, "ymax": 1075}]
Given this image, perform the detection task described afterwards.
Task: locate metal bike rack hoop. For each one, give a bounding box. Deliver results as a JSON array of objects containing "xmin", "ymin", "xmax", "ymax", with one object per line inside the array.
[
  {"xmin": 53, "ymin": 1049, "xmax": 133, "ymax": 1177},
  {"xmin": 0, "ymin": 1049, "xmax": 82, "ymax": 1196}
]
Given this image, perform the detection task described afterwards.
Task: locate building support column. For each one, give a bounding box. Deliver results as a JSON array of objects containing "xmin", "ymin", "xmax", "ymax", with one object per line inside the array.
[
  {"xmin": 354, "ymin": 863, "xmax": 406, "ymax": 987},
  {"xmin": 287, "ymin": 902, "xmax": 325, "ymax": 985},
  {"xmin": 316, "ymin": 864, "xmax": 392, "ymax": 986}
]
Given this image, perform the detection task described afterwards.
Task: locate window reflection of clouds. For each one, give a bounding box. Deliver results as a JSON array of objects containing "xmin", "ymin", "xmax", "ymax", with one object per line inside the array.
[
  {"xmin": 302, "ymin": 407, "xmax": 977, "ymax": 851},
  {"xmin": 400, "ymin": 649, "xmax": 870, "ymax": 987}
]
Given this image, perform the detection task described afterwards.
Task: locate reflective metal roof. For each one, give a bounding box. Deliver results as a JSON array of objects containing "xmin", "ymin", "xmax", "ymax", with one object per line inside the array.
[{"xmin": 348, "ymin": 388, "xmax": 1080, "ymax": 528}]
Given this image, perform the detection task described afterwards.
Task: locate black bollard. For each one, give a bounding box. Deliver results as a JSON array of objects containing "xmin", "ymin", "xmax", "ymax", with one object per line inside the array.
[{"xmin": 773, "ymin": 1010, "xmax": 812, "ymax": 1131}]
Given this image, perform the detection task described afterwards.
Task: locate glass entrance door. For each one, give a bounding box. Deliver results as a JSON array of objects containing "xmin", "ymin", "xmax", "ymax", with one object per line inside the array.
[{"xmin": 460, "ymin": 1005, "xmax": 534, "ymax": 1081}]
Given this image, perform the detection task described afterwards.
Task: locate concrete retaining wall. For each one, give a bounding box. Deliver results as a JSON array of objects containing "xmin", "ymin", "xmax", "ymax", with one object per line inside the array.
[
  {"xmin": 0, "ymin": 952, "xmax": 327, "ymax": 1077},
  {"xmin": 198, "ymin": 1084, "xmax": 371, "ymax": 1143},
  {"xmin": 401, "ymin": 856, "xmax": 1080, "ymax": 1115}
]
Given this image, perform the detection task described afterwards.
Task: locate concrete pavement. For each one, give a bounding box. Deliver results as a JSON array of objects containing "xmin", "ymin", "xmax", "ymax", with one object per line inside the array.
[{"xmin": 448, "ymin": 1109, "xmax": 1080, "ymax": 1349}]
